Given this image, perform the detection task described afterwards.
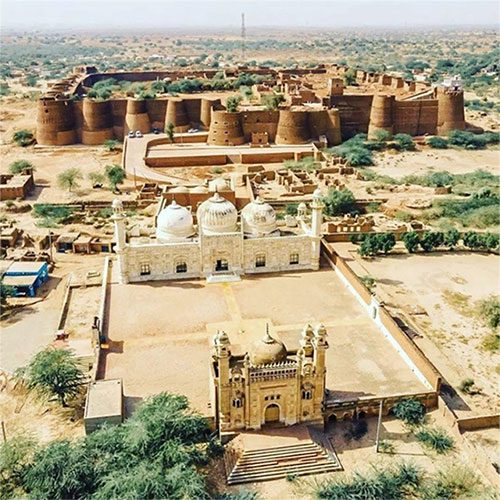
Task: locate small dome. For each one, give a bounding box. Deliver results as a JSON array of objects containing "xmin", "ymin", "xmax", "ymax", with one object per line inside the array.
[
  {"xmin": 241, "ymin": 197, "xmax": 277, "ymax": 237},
  {"xmin": 313, "ymin": 187, "xmax": 322, "ymax": 200},
  {"xmin": 156, "ymin": 200, "xmax": 195, "ymax": 241},
  {"xmin": 196, "ymin": 192, "xmax": 238, "ymax": 235},
  {"xmin": 249, "ymin": 328, "xmax": 287, "ymax": 366},
  {"xmin": 190, "ymin": 185, "xmax": 209, "ymax": 194},
  {"xmin": 209, "ymin": 177, "xmax": 229, "ymax": 192},
  {"xmin": 170, "ymin": 185, "xmax": 189, "ymax": 193}
]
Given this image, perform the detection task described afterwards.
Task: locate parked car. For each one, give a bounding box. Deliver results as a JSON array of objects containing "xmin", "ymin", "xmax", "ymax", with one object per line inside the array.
[
  {"xmin": 152, "ymin": 127, "xmax": 160, "ymax": 134},
  {"xmin": 135, "ymin": 131, "xmax": 143, "ymax": 138},
  {"xmin": 128, "ymin": 131, "xmax": 135, "ymax": 138},
  {"xmin": 188, "ymin": 128, "xmax": 199, "ymax": 133}
]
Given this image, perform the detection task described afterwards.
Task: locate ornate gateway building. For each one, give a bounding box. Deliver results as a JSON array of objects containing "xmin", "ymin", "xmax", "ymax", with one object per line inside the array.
[
  {"xmin": 211, "ymin": 324, "xmax": 329, "ymax": 435},
  {"xmin": 111, "ymin": 189, "xmax": 324, "ymax": 283}
]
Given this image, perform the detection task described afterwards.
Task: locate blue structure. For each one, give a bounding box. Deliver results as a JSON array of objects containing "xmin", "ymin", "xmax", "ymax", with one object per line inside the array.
[{"xmin": 2, "ymin": 261, "xmax": 49, "ymax": 297}]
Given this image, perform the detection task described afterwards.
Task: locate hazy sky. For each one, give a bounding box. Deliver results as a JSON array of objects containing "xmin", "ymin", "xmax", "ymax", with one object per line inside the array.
[{"xmin": 2, "ymin": 0, "xmax": 499, "ymax": 31}]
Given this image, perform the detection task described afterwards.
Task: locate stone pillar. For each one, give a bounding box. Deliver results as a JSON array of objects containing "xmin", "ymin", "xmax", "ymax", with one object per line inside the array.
[
  {"xmin": 111, "ymin": 199, "xmax": 128, "ymax": 284},
  {"xmin": 312, "ymin": 324, "xmax": 329, "ymax": 420},
  {"xmin": 310, "ymin": 188, "xmax": 324, "ymax": 270},
  {"xmin": 213, "ymin": 330, "xmax": 232, "ymax": 432}
]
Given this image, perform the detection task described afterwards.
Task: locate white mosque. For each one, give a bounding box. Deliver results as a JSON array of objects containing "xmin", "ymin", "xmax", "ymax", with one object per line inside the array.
[{"xmin": 111, "ymin": 190, "xmax": 324, "ymax": 284}]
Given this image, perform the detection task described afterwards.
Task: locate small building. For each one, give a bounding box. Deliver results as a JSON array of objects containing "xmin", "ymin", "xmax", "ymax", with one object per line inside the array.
[
  {"xmin": 2, "ymin": 261, "xmax": 49, "ymax": 297},
  {"xmin": 56, "ymin": 232, "xmax": 80, "ymax": 252},
  {"xmin": 84, "ymin": 379, "xmax": 123, "ymax": 434},
  {"xmin": 0, "ymin": 172, "xmax": 35, "ymax": 200}
]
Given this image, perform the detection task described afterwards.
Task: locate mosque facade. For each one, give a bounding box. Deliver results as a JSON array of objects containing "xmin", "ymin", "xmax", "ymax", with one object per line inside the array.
[
  {"xmin": 211, "ymin": 324, "xmax": 329, "ymax": 433},
  {"xmin": 111, "ymin": 190, "xmax": 324, "ymax": 283}
]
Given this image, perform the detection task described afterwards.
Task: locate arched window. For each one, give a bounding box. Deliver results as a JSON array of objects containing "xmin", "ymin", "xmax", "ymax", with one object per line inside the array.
[
  {"xmin": 255, "ymin": 254, "xmax": 266, "ymax": 268},
  {"xmin": 289, "ymin": 253, "xmax": 299, "ymax": 265},
  {"xmin": 302, "ymin": 390, "xmax": 312, "ymax": 400},
  {"xmin": 232, "ymin": 398, "xmax": 242, "ymax": 408},
  {"xmin": 176, "ymin": 261, "xmax": 187, "ymax": 273}
]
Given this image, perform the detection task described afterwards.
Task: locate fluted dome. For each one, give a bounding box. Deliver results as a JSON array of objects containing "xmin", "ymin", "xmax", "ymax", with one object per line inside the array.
[
  {"xmin": 196, "ymin": 192, "xmax": 238, "ymax": 235},
  {"xmin": 249, "ymin": 329, "xmax": 288, "ymax": 366},
  {"xmin": 241, "ymin": 197, "xmax": 278, "ymax": 237},
  {"xmin": 156, "ymin": 200, "xmax": 195, "ymax": 242}
]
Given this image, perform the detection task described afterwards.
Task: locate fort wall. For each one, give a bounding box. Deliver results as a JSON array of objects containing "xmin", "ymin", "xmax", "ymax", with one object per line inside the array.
[
  {"xmin": 275, "ymin": 109, "xmax": 310, "ymax": 144},
  {"xmin": 436, "ymin": 87, "xmax": 465, "ymax": 135},
  {"xmin": 81, "ymin": 99, "xmax": 114, "ymax": 145},
  {"xmin": 37, "ymin": 98, "xmax": 78, "ymax": 146},
  {"xmin": 125, "ymin": 99, "xmax": 151, "ymax": 134},
  {"xmin": 207, "ymin": 110, "xmax": 245, "ymax": 146},
  {"xmin": 367, "ymin": 94, "xmax": 394, "ymax": 139},
  {"xmin": 165, "ymin": 98, "xmax": 190, "ymax": 132}
]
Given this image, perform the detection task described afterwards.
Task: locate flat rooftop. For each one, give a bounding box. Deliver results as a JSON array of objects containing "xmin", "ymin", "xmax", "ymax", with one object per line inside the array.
[
  {"xmin": 85, "ymin": 379, "xmax": 123, "ymax": 420},
  {"xmin": 101, "ymin": 269, "xmax": 426, "ymax": 416}
]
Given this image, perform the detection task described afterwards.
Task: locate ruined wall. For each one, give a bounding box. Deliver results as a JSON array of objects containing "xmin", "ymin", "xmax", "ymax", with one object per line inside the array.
[
  {"xmin": 200, "ymin": 97, "xmax": 221, "ymax": 129},
  {"xmin": 241, "ymin": 110, "xmax": 279, "ymax": 142},
  {"xmin": 146, "ymin": 99, "xmax": 168, "ymax": 131},
  {"xmin": 110, "ymin": 99, "xmax": 127, "ymax": 140},
  {"xmin": 207, "ymin": 110, "xmax": 245, "ymax": 146},
  {"xmin": 394, "ymin": 99, "xmax": 438, "ymax": 135},
  {"xmin": 436, "ymin": 87, "xmax": 465, "ymax": 135},
  {"xmin": 37, "ymin": 98, "xmax": 77, "ymax": 145},
  {"xmin": 275, "ymin": 110, "xmax": 310, "ymax": 144},
  {"xmin": 330, "ymin": 95, "xmax": 373, "ymax": 139},
  {"xmin": 307, "ymin": 109, "xmax": 342, "ymax": 145}
]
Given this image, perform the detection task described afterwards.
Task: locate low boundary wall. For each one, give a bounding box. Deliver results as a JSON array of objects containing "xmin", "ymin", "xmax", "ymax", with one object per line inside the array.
[{"xmin": 321, "ymin": 240, "xmax": 441, "ymax": 392}]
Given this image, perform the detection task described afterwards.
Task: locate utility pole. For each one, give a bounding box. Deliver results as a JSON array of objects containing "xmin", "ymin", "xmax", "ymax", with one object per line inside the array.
[
  {"xmin": 375, "ymin": 399, "xmax": 384, "ymax": 452},
  {"xmin": 241, "ymin": 13, "xmax": 246, "ymax": 64}
]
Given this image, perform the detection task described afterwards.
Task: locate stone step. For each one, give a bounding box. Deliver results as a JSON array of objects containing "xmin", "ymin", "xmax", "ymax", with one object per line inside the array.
[
  {"xmin": 238, "ymin": 450, "xmax": 324, "ymax": 465},
  {"xmin": 243, "ymin": 442, "xmax": 317, "ymax": 456},
  {"xmin": 228, "ymin": 462, "xmax": 340, "ymax": 485},
  {"xmin": 234, "ymin": 456, "xmax": 331, "ymax": 474}
]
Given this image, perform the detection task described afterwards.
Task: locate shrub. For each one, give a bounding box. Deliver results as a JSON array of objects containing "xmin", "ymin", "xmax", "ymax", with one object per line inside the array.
[
  {"xmin": 360, "ymin": 275, "xmax": 376, "ymax": 292},
  {"xmin": 12, "ymin": 129, "xmax": 35, "ymax": 147},
  {"xmin": 372, "ymin": 129, "xmax": 392, "ymax": 143},
  {"xmin": 285, "ymin": 203, "xmax": 298, "ymax": 216},
  {"xmin": 443, "ymin": 228, "xmax": 460, "ymax": 249},
  {"xmin": 426, "ymin": 136, "xmax": 448, "ymax": 149},
  {"xmin": 402, "ymin": 231, "xmax": 420, "ymax": 253},
  {"xmin": 392, "ymin": 398, "xmax": 426, "ymax": 425},
  {"xmin": 478, "ymin": 296, "xmax": 500, "ymax": 330},
  {"xmin": 105, "ymin": 165, "xmax": 126, "ymax": 192},
  {"xmin": 422, "ymin": 465, "xmax": 487, "ymax": 500},
  {"xmin": 9, "ymin": 160, "xmax": 35, "ymax": 174},
  {"xmin": 458, "ymin": 378, "xmax": 476, "ymax": 394},
  {"xmin": 57, "ymin": 168, "xmax": 83, "ymax": 192},
  {"xmin": 323, "ymin": 188, "xmax": 356, "ymax": 216},
  {"xmin": 344, "ymin": 419, "xmax": 368, "ymax": 441},
  {"xmin": 481, "ymin": 332, "xmax": 499, "ymax": 352},
  {"xmin": 393, "ymin": 133, "xmax": 415, "ymax": 151},
  {"xmin": 33, "ymin": 204, "xmax": 73, "ymax": 224},
  {"xmin": 103, "ymin": 139, "xmax": 119, "ymax": 152},
  {"xmin": 226, "ymin": 95, "xmax": 242, "ymax": 112},
  {"xmin": 448, "ymin": 130, "xmax": 487, "ymax": 150},
  {"xmin": 415, "ymin": 427, "xmax": 454, "ymax": 454},
  {"xmin": 419, "ymin": 231, "xmax": 443, "ymax": 252}
]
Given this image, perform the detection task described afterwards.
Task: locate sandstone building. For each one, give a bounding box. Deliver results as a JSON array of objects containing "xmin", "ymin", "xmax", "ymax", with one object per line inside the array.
[{"xmin": 111, "ymin": 189, "xmax": 324, "ymax": 283}]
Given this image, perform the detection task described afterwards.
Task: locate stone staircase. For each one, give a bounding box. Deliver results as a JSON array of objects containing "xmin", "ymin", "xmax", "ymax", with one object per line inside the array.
[
  {"xmin": 206, "ymin": 272, "xmax": 241, "ymax": 284},
  {"xmin": 226, "ymin": 440, "xmax": 341, "ymax": 485}
]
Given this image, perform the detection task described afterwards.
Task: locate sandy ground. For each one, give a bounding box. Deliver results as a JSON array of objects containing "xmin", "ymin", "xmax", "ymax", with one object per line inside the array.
[
  {"xmin": 102, "ymin": 269, "xmax": 426, "ymax": 417},
  {"xmin": 372, "ymin": 148, "xmax": 500, "ymax": 179},
  {"xmin": 334, "ymin": 243, "xmax": 500, "ymax": 416}
]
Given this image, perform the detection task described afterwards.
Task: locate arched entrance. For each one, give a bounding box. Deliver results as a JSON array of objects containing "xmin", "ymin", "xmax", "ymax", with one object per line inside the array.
[{"xmin": 264, "ymin": 404, "xmax": 280, "ymax": 423}]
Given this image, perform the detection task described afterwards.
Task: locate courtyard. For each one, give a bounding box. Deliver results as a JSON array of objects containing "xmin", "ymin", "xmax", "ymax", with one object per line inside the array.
[{"xmin": 101, "ymin": 269, "xmax": 427, "ymax": 416}]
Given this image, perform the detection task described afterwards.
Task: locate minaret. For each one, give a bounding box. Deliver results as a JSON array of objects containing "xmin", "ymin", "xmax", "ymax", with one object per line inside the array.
[
  {"xmin": 312, "ymin": 324, "xmax": 329, "ymax": 418},
  {"xmin": 213, "ymin": 330, "xmax": 232, "ymax": 431},
  {"xmin": 310, "ymin": 188, "xmax": 324, "ymax": 269},
  {"xmin": 111, "ymin": 199, "xmax": 128, "ymax": 284}
]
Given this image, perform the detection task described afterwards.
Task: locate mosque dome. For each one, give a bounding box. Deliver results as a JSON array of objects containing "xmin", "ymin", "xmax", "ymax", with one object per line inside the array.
[
  {"xmin": 241, "ymin": 197, "xmax": 277, "ymax": 237},
  {"xmin": 170, "ymin": 185, "xmax": 189, "ymax": 193},
  {"xmin": 209, "ymin": 177, "xmax": 229, "ymax": 192},
  {"xmin": 196, "ymin": 192, "xmax": 238, "ymax": 235},
  {"xmin": 249, "ymin": 328, "xmax": 288, "ymax": 366},
  {"xmin": 156, "ymin": 200, "xmax": 195, "ymax": 241},
  {"xmin": 190, "ymin": 185, "xmax": 209, "ymax": 194}
]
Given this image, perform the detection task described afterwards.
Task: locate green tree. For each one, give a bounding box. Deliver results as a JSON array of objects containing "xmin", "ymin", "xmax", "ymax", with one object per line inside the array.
[
  {"xmin": 12, "ymin": 129, "xmax": 35, "ymax": 147},
  {"xmin": 402, "ymin": 231, "xmax": 420, "ymax": 253},
  {"xmin": 57, "ymin": 167, "xmax": 83, "ymax": 192},
  {"xmin": 393, "ymin": 133, "xmax": 415, "ymax": 151},
  {"xmin": 19, "ymin": 348, "xmax": 86, "ymax": 406},
  {"xmin": 240, "ymin": 85, "xmax": 253, "ymax": 101},
  {"xmin": 444, "ymin": 228, "xmax": 460, "ymax": 249},
  {"xmin": 105, "ymin": 165, "xmax": 126, "ymax": 193},
  {"xmin": 165, "ymin": 121, "xmax": 175, "ymax": 143},
  {"xmin": 9, "ymin": 160, "xmax": 35, "ymax": 175},
  {"xmin": 463, "ymin": 231, "xmax": 482, "ymax": 249},
  {"xmin": 484, "ymin": 232, "xmax": 499, "ymax": 250},
  {"xmin": 262, "ymin": 93, "xmax": 285, "ymax": 110},
  {"xmin": 0, "ymin": 434, "xmax": 37, "ymax": 498},
  {"xmin": 23, "ymin": 440, "xmax": 95, "ymax": 499},
  {"xmin": 0, "ymin": 282, "xmax": 14, "ymax": 307},
  {"xmin": 358, "ymin": 234, "xmax": 381, "ymax": 257},
  {"xmin": 426, "ymin": 136, "xmax": 448, "ymax": 149},
  {"xmin": 226, "ymin": 95, "xmax": 242, "ymax": 112},
  {"xmin": 323, "ymin": 188, "xmax": 356, "ymax": 216},
  {"xmin": 103, "ymin": 139, "xmax": 119, "ymax": 152}
]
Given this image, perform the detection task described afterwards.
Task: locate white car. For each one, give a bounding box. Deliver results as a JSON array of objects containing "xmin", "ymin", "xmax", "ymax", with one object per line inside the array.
[
  {"xmin": 135, "ymin": 131, "xmax": 143, "ymax": 138},
  {"xmin": 127, "ymin": 131, "xmax": 135, "ymax": 138},
  {"xmin": 187, "ymin": 128, "xmax": 199, "ymax": 133}
]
